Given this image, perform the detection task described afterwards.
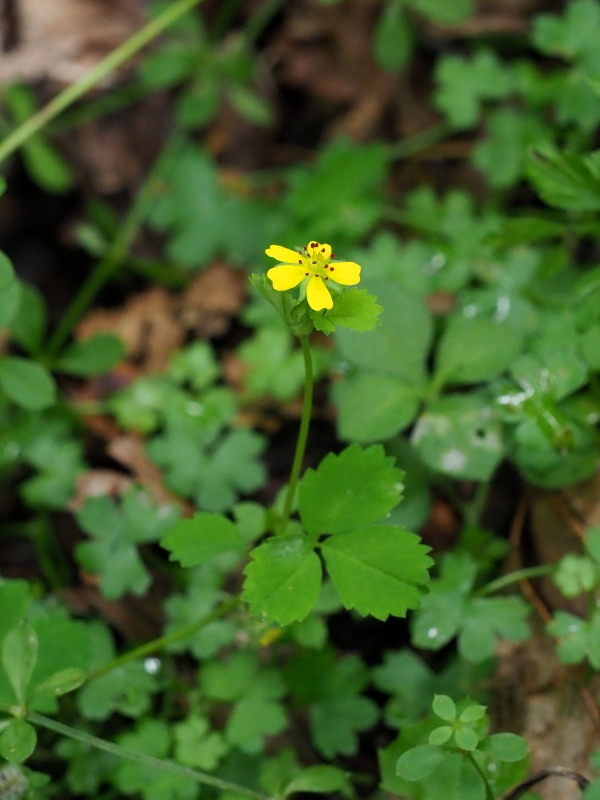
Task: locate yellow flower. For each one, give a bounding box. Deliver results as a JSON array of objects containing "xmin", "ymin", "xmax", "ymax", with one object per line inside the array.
[{"xmin": 265, "ymin": 241, "xmax": 361, "ymax": 311}]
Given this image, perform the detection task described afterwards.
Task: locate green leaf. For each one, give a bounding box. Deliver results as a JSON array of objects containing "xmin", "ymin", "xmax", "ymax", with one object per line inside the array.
[
  {"xmin": 242, "ymin": 534, "xmax": 322, "ymax": 624},
  {"xmin": 31, "ymin": 667, "xmax": 86, "ymax": 699},
  {"xmin": 459, "ymin": 704, "xmax": 487, "ymax": 723},
  {"xmin": 284, "ymin": 765, "xmax": 350, "ymax": 797},
  {"xmin": 454, "ymin": 726, "xmax": 478, "ymax": 751},
  {"xmin": 299, "ymin": 444, "xmax": 404, "ymax": 537},
  {"xmin": 161, "ymin": 513, "xmax": 243, "ymax": 567},
  {"xmin": 2, "ymin": 623, "xmax": 38, "ymax": 707},
  {"xmin": 10, "ymin": 283, "xmax": 47, "ymax": 354},
  {"xmin": 0, "ymin": 719, "xmax": 37, "ymax": 763},
  {"xmin": 483, "ymin": 733, "xmax": 529, "ymax": 762},
  {"xmin": 527, "ymin": 146, "xmax": 600, "ymax": 211},
  {"xmin": 56, "ymin": 333, "xmax": 125, "ymax": 376},
  {"xmin": 22, "ymin": 137, "xmax": 74, "ymax": 193},
  {"xmin": 546, "ymin": 611, "xmax": 587, "ymax": 664},
  {"xmin": 432, "ymin": 694, "xmax": 456, "ymax": 722},
  {"xmin": 532, "ymin": 0, "xmax": 600, "ymax": 71},
  {"xmin": 396, "ymin": 744, "xmax": 446, "ymax": 781},
  {"xmin": 226, "ymin": 694, "xmax": 287, "ymax": 754},
  {"xmin": 374, "ymin": 0, "xmax": 413, "ymax": 72},
  {"xmin": 321, "ymin": 525, "xmax": 432, "ymax": 620},
  {"xmin": 333, "ymin": 373, "xmax": 420, "ymax": 443},
  {"xmin": 0, "ymin": 356, "xmax": 56, "ymax": 410},
  {"xmin": 459, "ymin": 596, "xmax": 530, "ymax": 662},
  {"xmin": 554, "ymin": 554, "xmax": 596, "ymax": 597},
  {"xmin": 435, "ymin": 315, "xmax": 524, "ymax": 386},
  {"xmin": 173, "ymin": 714, "xmax": 227, "ymax": 770},
  {"xmin": 433, "ymin": 50, "xmax": 511, "ymax": 128},
  {"xmin": 315, "ymin": 288, "xmax": 382, "ymax": 333},
  {"xmin": 411, "ymin": 552, "xmax": 477, "ymax": 650},
  {"xmin": 412, "ymin": 394, "xmax": 503, "ymax": 480},
  {"xmin": 311, "ymin": 693, "xmax": 378, "ymax": 757},
  {"xmin": 0, "ymin": 253, "xmax": 22, "ymax": 329},
  {"xmin": 336, "ymin": 284, "xmax": 432, "ymax": 383},
  {"xmin": 429, "ymin": 726, "xmax": 453, "ymax": 745}
]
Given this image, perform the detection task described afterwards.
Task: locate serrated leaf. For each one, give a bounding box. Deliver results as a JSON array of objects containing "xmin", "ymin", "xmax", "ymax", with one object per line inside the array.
[
  {"xmin": 321, "ymin": 288, "xmax": 382, "ymax": 332},
  {"xmin": 242, "ymin": 534, "xmax": 322, "ymax": 624},
  {"xmin": 0, "ymin": 356, "xmax": 56, "ymax": 410},
  {"xmin": 299, "ymin": 444, "xmax": 404, "ymax": 537},
  {"xmin": 161, "ymin": 513, "xmax": 243, "ymax": 567},
  {"xmin": 321, "ymin": 525, "xmax": 431, "ymax": 620}
]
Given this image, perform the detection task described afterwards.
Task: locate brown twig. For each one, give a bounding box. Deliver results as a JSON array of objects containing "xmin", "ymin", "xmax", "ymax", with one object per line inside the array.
[{"xmin": 499, "ymin": 766, "xmax": 590, "ymax": 800}]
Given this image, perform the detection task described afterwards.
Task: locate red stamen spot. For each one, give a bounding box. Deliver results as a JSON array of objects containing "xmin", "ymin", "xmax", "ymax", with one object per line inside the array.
[
  {"xmin": 321, "ymin": 247, "xmax": 325, "ymax": 252},
  {"xmin": 331, "ymin": 253, "xmax": 336, "ymax": 259},
  {"xmin": 312, "ymin": 261, "xmax": 316, "ymax": 265},
  {"xmin": 324, "ymin": 276, "xmax": 329, "ymax": 281},
  {"xmin": 305, "ymin": 272, "xmax": 309, "ymax": 276},
  {"xmin": 310, "ymin": 242, "xmax": 317, "ymax": 248},
  {"xmin": 329, "ymin": 267, "xmax": 334, "ymax": 271},
  {"xmin": 303, "ymin": 246, "xmax": 307, "ymax": 251},
  {"xmin": 298, "ymin": 259, "xmax": 303, "ymax": 264}
]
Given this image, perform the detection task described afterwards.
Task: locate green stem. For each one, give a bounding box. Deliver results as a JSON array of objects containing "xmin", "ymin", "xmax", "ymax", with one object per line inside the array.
[
  {"xmin": 88, "ymin": 595, "xmax": 240, "ymax": 681},
  {"xmin": 280, "ymin": 335, "xmax": 314, "ymax": 530},
  {"xmin": 467, "ymin": 752, "xmax": 494, "ymax": 800},
  {"xmin": 25, "ymin": 710, "xmax": 269, "ymax": 800},
  {"xmin": 477, "ymin": 565, "xmax": 555, "ymax": 597},
  {"xmin": 45, "ymin": 129, "xmax": 184, "ymax": 357},
  {"xmin": 0, "ymin": 0, "xmax": 205, "ymax": 165},
  {"xmin": 387, "ymin": 122, "xmax": 451, "ymax": 161},
  {"xmin": 463, "ymin": 481, "xmax": 490, "ymax": 529}
]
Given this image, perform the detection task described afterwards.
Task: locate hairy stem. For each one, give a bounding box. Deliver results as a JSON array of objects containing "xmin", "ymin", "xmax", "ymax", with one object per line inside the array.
[
  {"xmin": 280, "ymin": 335, "xmax": 314, "ymax": 530},
  {"xmin": 87, "ymin": 595, "xmax": 240, "ymax": 681},
  {"xmin": 26, "ymin": 710, "xmax": 269, "ymax": 800}
]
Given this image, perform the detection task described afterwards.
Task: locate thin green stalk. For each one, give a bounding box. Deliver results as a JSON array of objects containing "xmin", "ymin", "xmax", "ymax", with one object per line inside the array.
[
  {"xmin": 477, "ymin": 565, "xmax": 555, "ymax": 597},
  {"xmin": 387, "ymin": 122, "xmax": 451, "ymax": 161},
  {"xmin": 88, "ymin": 595, "xmax": 240, "ymax": 681},
  {"xmin": 45, "ymin": 129, "xmax": 184, "ymax": 357},
  {"xmin": 0, "ymin": 0, "xmax": 205, "ymax": 165},
  {"xmin": 26, "ymin": 710, "xmax": 270, "ymax": 800},
  {"xmin": 280, "ymin": 335, "xmax": 314, "ymax": 530},
  {"xmin": 463, "ymin": 481, "xmax": 490, "ymax": 529},
  {"xmin": 467, "ymin": 752, "xmax": 494, "ymax": 800}
]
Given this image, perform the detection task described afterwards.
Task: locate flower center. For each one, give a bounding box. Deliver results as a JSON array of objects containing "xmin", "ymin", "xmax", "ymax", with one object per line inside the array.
[{"xmin": 299, "ymin": 241, "xmax": 336, "ymax": 282}]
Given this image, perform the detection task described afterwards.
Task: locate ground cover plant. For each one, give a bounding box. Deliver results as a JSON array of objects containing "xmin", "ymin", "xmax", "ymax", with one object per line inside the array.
[{"xmin": 1, "ymin": 0, "xmax": 600, "ymax": 798}]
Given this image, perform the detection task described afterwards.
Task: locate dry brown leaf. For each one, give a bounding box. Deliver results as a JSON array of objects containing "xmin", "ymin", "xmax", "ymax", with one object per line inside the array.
[{"xmin": 0, "ymin": 0, "xmax": 143, "ymax": 85}]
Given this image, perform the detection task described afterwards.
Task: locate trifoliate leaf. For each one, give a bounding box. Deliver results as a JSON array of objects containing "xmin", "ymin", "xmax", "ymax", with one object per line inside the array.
[
  {"xmin": 299, "ymin": 444, "xmax": 404, "ymax": 537},
  {"xmin": 432, "ymin": 694, "xmax": 456, "ymax": 722},
  {"xmin": 321, "ymin": 525, "xmax": 432, "ymax": 620},
  {"xmin": 242, "ymin": 534, "xmax": 322, "ymax": 624}
]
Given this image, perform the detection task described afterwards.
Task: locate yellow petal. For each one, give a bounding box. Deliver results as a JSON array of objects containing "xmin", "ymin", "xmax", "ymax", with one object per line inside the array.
[
  {"xmin": 307, "ymin": 276, "xmax": 333, "ymax": 310},
  {"xmin": 330, "ymin": 261, "xmax": 361, "ymax": 285},
  {"xmin": 267, "ymin": 264, "xmax": 306, "ymax": 291},
  {"xmin": 266, "ymin": 244, "xmax": 303, "ymax": 264}
]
